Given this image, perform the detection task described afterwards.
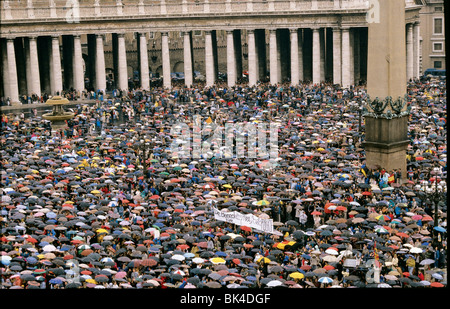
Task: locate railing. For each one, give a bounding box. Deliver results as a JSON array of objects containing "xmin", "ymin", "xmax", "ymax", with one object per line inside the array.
[{"xmin": 0, "ymin": 0, "xmax": 371, "ymax": 21}]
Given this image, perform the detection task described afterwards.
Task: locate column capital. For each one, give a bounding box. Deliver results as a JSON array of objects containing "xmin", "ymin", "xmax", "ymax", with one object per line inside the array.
[
  {"xmin": 289, "ymin": 28, "xmax": 298, "ymax": 33},
  {"xmin": 161, "ymin": 32, "xmax": 169, "ymax": 36},
  {"xmin": 6, "ymin": 37, "xmax": 15, "ymax": 42},
  {"xmin": 28, "ymin": 36, "xmax": 38, "ymax": 41},
  {"xmin": 204, "ymin": 30, "xmax": 212, "ymax": 35},
  {"xmin": 269, "ymin": 29, "xmax": 277, "ymax": 34},
  {"xmin": 226, "ymin": 30, "xmax": 234, "ymax": 35},
  {"xmin": 51, "ymin": 34, "xmax": 60, "ymax": 39},
  {"xmin": 73, "ymin": 34, "xmax": 81, "ymax": 39},
  {"xmin": 414, "ymin": 20, "xmax": 421, "ymax": 26},
  {"xmin": 247, "ymin": 29, "xmax": 255, "ymax": 34},
  {"xmin": 117, "ymin": 33, "xmax": 126, "ymax": 38}
]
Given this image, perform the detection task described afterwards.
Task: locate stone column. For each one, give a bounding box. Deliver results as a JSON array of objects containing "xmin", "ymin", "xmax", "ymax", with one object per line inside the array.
[
  {"xmin": 139, "ymin": 33, "xmax": 150, "ymax": 90},
  {"xmin": 341, "ymin": 27, "xmax": 351, "ymax": 88},
  {"xmin": 117, "ymin": 34, "xmax": 128, "ymax": 91},
  {"xmin": 182, "ymin": 0, "xmax": 188, "ymax": 14},
  {"xmin": 298, "ymin": 29, "xmax": 304, "ymax": 82},
  {"xmin": 73, "ymin": 35, "xmax": 84, "ymax": 92},
  {"xmin": 353, "ymin": 28, "xmax": 360, "ymax": 85},
  {"xmin": 95, "ymin": 34, "xmax": 107, "ymax": 93},
  {"xmin": 183, "ymin": 31, "xmax": 193, "ymax": 87},
  {"xmin": 226, "ymin": 30, "xmax": 236, "ymax": 87},
  {"xmin": 161, "ymin": 32, "xmax": 171, "ymax": 89},
  {"xmin": 290, "ymin": 29, "xmax": 299, "ymax": 86},
  {"xmin": 247, "ymin": 29, "xmax": 257, "ymax": 86},
  {"xmin": 204, "ymin": 0, "xmax": 210, "ymax": 13},
  {"xmin": 413, "ymin": 22, "xmax": 420, "ymax": 79},
  {"xmin": 269, "ymin": 29, "xmax": 279, "ymax": 85},
  {"xmin": 406, "ymin": 23, "xmax": 414, "ymax": 81},
  {"xmin": 205, "ymin": 30, "xmax": 215, "ymax": 86},
  {"xmin": 1, "ymin": 40, "xmax": 11, "ymax": 100},
  {"xmin": 332, "ymin": 27, "xmax": 342, "ymax": 85},
  {"xmin": 319, "ymin": 28, "xmax": 325, "ymax": 81},
  {"xmin": 312, "ymin": 27, "xmax": 321, "ymax": 84},
  {"xmin": 27, "ymin": 37, "xmax": 41, "ymax": 96},
  {"xmin": 6, "ymin": 38, "xmax": 19, "ymax": 104},
  {"xmin": 51, "ymin": 36, "xmax": 63, "ymax": 95}
]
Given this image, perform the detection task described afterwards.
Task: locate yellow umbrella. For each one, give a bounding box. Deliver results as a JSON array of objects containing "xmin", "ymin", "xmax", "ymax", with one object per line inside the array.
[
  {"xmin": 257, "ymin": 256, "xmax": 271, "ymax": 264},
  {"xmin": 210, "ymin": 257, "xmax": 226, "ymax": 264},
  {"xmin": 255, "ymin": 200, "xmax": 270, "ymax": 206},
  {"xmin": 86, "ymin": 279, "xmax": 97, "ymax": 284},
  {"xmin": 91, "ymin": 190, "xmax": 101, "ymax": 194},
  {"xmin": 223, "ymin": 184, "xmax": 232, "ymax": 189},
  {"xmin": 96, "ymin": 228, "xmax": 109, "ymax": 234},
  {"xmin": 289, "ymin": 272, "xmax": 305, "ymax": 280}
]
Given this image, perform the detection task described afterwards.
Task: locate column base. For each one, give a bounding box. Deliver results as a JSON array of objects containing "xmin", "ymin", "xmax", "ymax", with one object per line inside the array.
[{"xmin": 363, "ymin": 140, "xmax": 409, "ymax": 178}]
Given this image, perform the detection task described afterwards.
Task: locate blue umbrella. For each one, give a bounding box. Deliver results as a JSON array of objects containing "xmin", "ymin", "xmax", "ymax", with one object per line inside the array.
[
  {"xmin": 26, "ymin": 257, "xmax": 38, "ymax": 265},
  {"xmin": 49, "ymin": 278, "xmax": 63, "ymax": 285},
  {"xmin": 434, "ymin": 226, "xmax": 446, "ymax": 233}
]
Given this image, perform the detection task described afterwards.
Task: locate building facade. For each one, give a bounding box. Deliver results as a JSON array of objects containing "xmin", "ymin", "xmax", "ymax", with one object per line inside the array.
[
  {"xmin": 0, "ymin": 0, "xmax": 422, "ymax": 104},
  {"xmin": 418, "ymin": 0, "xmax": 445, "ymax": 72}
]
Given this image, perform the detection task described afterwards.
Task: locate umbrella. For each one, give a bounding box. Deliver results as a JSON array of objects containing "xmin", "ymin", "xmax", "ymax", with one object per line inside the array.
[{"xmin": 318, "ymin": 277, "xmax": 333, "ymax": 284}]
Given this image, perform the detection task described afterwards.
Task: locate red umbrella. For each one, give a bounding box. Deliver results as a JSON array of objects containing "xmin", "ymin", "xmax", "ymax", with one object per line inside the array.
[
  {"xmin": 176, "ymin": 244, "xmax": 190, "ymax": 250},
  {"xmin": 311, "ymin": 211, "xmax": 322, "ymax": 215},
  {"xmin": 430, "ymin": 282, "xmax": 444, "ymax": 288},
  {"xmin": 140, "ymin": 259, "xmax": 157, "ymax": 267},
  {"xmin": 396, "ymin": 232, "xmax": 410, "ymax": 238},
  {"xmin": 362, "ymin": 191, "xmax": 371, "ymax": 196},
  {"xmin": 240, "ymin": 226, "xmax": 252, "ymax": 232}
]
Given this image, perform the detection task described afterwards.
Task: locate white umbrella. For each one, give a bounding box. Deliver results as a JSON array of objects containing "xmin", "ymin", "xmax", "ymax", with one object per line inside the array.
[
  {"xmin": 171, "ymin": 254, "xmax": 186, "ymax": 261},
  {"xmin": 378, "ymin": 283, "xmax": 392, "ymax": 288},
  {"xmin": 266, "ymin": 280, "xmax": 283, "ymax": 287},
  {"xmin": 420, "ymin": 280, "xmax": 431, "ymax": 286},
  {"xmin": 192, "ymin": 257, "xmax": 205, "ymax": 264},
  {"xmin": 409, "ymin": 247, "xmax": 423, "ymax": 254},
  {"xmin": 420, "ymin": 259, "xmax": 435, "ymax": 265},
  {"xmin": 325, "ymin": 249, "xmax": 339, "ymax": 255},
  {"xmin": 42, "ymin": 245, "xmax": 57, "ymax": 252},
  {"xmin": 322, "ymin": 255, "xmax": 338, "ymax": 263}
]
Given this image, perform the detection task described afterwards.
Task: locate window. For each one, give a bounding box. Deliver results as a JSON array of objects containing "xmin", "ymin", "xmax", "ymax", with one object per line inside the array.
[
  {"xmin": 434, "ymin": 61, "xmax": 442, "ymax": 69},
  {"xmin": 434, "ymin": 18, "xmax": 443, "ymax": 34},
  {"xmin": 435, "ymin": 6, "xmax": 443, "ymax": 12},
  {"xmin": 433, "ymin": 42, "xmax": 443, "ymax": 52},
  {"xmin": 193, "ymin": 30, "xmax": 202, "ymax": 36},
  {"xmin": 149, "ymin": 32, "xmax": 154, "ymax": 39}
]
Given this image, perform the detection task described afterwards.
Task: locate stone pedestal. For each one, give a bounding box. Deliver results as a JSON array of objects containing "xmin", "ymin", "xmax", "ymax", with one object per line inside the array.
[{"xmin": 364, "ymin": 115, "xmax": 409, "ymax": 176}]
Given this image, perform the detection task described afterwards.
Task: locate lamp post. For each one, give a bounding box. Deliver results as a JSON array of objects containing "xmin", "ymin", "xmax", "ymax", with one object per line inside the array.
[
  {"xmin": 423, "ymin": 161, "xmax": 446, "ymax": 246},
  {"xmin": 134, "ymin": 133, "xmax": 151, "ymax": 180}
]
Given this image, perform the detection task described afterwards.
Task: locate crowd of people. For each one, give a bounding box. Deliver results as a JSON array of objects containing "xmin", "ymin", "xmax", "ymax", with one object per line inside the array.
[{"xmin": 0, "ymin": 78, "xmax": 446, "ymax": 289}]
